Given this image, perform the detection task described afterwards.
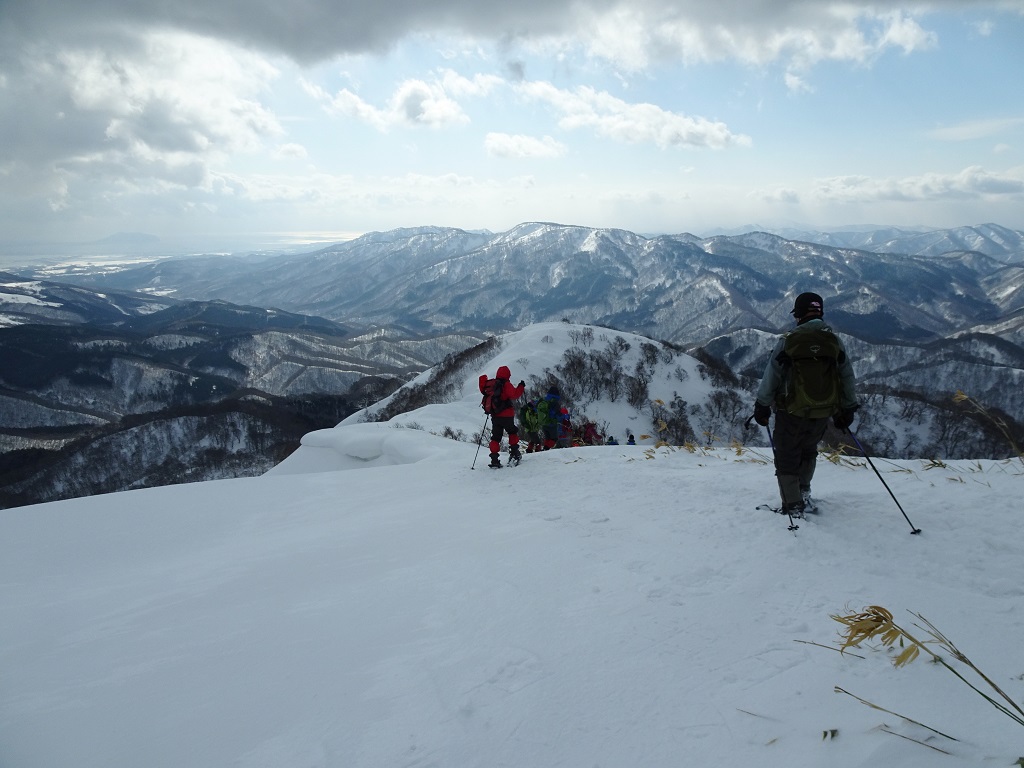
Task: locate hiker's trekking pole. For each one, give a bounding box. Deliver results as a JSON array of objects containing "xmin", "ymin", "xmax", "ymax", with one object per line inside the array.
[
  {"xmin": 745, "ymin": 415, "xmax": 798, "ymax": 532},
  {"xmin": 849, "ymin": 431, "xmax": 921, "ymax": 534},
  {"xmin": 764, "ymin": 425, "xmax": 800, "ymax": 532},
  {"xmin": 471, "ymin": 414, "xmax": 490, "ymax": 470}
]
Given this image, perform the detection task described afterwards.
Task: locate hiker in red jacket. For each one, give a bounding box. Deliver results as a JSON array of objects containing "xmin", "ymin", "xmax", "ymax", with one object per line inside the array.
[{"xmin": 479, "ymin": 365, "xmax": 525, "ymax": 468}]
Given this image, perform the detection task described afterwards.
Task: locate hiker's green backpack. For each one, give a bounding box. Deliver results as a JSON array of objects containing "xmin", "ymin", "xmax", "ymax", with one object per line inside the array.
[
  {"xmin": 777, "ymin": 326, "xmax": 843, "ymax": 418},
  {"xmin": 519, "ymin": 401, "xmax": 541, "ymax": 432}
]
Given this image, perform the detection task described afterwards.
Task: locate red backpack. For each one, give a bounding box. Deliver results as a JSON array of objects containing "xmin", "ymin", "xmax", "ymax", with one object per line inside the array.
[{"xmin": 480, "ymin": 377, "xmax": 511, "ymax": 415}]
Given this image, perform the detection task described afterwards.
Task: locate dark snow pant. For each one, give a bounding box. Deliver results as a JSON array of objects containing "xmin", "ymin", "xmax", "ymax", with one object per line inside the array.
[
  {"xmin": 524, "ymin": 431, "xmax": 543, "ymax": 452},
  {"xmin": 542, "ymin": 423, "xmax": 558, "ymax": 450},
  {"xmin": 489, "ymin": 415, "xmax": 520, "ymax": 455},
  {"xmin": 772, "ymin": 410, "xmax": 829, "ymax": 507}
]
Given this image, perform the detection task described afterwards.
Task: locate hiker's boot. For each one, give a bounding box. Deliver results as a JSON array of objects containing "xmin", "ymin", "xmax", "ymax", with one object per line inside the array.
[
  {"xmin": 488, "ymin": 452, "xmax": 502, "ymax": 468},
  {"xmin": 782, "ymin": 501, "xmax": 805, "ymax": 519}
]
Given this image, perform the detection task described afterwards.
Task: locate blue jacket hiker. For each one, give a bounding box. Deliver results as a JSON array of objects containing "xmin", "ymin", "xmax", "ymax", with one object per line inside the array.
[{"xmin": 540, "ymin": 387, "xmax": 571, "ymax": 449}]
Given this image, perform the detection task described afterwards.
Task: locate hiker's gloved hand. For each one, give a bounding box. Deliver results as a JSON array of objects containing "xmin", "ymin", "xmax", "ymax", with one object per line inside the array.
[
  {"xmin": 518, "ymin": 380, "xmax": 525, "ymax": 389},
  {"xmin": 753, "ymin": 402, "xmax": 771, "ymax": 427},
  {"xmin": 833, "ymin": 408, "xmax": 856, "ymax": 431}
]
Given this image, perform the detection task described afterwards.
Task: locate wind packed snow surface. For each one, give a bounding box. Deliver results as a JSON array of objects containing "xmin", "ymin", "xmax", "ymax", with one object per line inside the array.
[{"xmin": 2, "ymin": 329, "xmax": 1023, "ymax": 768}]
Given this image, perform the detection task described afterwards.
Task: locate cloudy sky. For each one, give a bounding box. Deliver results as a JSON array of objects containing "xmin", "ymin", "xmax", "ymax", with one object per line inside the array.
[{"xmin": 1, "ymin": 0, "xmax": 1022, "ymax": 246}]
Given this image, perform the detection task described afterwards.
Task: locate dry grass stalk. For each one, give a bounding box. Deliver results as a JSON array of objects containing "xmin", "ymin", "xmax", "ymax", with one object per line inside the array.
[
  {"xmin": 876, "ymin": 724, "xmax": 954, "ymax": 755},
  {"xmin": 832, "ymin": 605, "xmax": 1024, "ymax": 729},
  {"xmin": 834, "ymin": 686, "xmax": 958, "ymax": 741},
  {"xmin": 953, "ymin": 390, "xmax": 1023, "ymax": 463}
]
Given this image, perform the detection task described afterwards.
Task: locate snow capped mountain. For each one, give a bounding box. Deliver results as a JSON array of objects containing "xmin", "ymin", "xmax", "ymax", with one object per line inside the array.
[
  {"xmin": 3, "ymin": 321, "xmax": 1022, "ymax": 768},
  {"xmin": 771, "ymin": 223, "xmax": 1024, "ymax": 264},
  {"xmin": 0, "ymin": 275, "xmax": 490, "ymax": 507},
  {"xmin": 0, "ymin": 271, "xmax": 178, "ymax": 327},
  {"xmin": 33, "ymin": 222, "xmax": 1024, "ymax": 347}
]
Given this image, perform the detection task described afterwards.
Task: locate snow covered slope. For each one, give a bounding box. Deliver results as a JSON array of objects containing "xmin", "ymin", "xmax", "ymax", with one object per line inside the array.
[{"xmin": 315, "ymin": 322, "xmax": 733, "ymax": 456}]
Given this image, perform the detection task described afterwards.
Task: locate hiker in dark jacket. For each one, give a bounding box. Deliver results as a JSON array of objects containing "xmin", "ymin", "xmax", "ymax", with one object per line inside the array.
[
  {"xmin": 479, "ymin": 365, "xmax": 526, "ymax": 468},
  {"xmin": 752, "ymin": 292, "xmax": 858, "ymax": 516},
  {"xmin": 540, "ymin": 387, "xmax": 563, "ymax": 450}
]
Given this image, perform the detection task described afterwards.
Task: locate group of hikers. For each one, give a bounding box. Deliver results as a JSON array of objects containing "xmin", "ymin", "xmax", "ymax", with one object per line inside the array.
[
  {"xmin": 478, "ymin": 291, "xmax": 860, "ymax": 518},
  {"xmin": 477, "ymin": 367, "xmax": 636, "ymax": 469}
]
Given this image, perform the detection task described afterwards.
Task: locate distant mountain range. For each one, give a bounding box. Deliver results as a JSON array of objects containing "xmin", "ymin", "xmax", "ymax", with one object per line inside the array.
[
  {"xmin": 33, "ymin": 222, "xmax": 1024, "ymax": 347},
  {"xmin": 0, "ymin": 275, "xmax": 483, "ymax": 507}
]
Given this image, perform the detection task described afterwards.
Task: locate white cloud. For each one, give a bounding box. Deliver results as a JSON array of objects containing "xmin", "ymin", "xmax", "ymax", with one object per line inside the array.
[
  {"xmin": 383, "ymin": 172, "xmax": 479, "ymax": 188},
  {"xmin": 815, "ymin": 166, "xmax": 1024, "ymax": 203},
  {"xmin": 485, "ymin": 133, "xmax": 566, "ymax": 158},
  {"xmin": 393, "ymin": 80, "xmax": 469, "ymax": 127},
  {"xmin": 209, "ymin": 171, "xmax": 334, "ymax": 203},
  {"xmin": 301, "ymin": 81, "xmax": 390, "ymax": 130},
  {"xmin": 516, "ymin": 81, "xmax": 751, "ymax": 150},
  {"xmin": 305, "ymin": 68, "xmax": 752, "ymax": 154},
  {"xmin": 439, "ymin": 69, "xmax": 504, "ymax": 97},
  {"xmin": 61, "ymin": 33, "xmax": 283, "ymax": 155},
  {"xmin": 784, "ymin": 71, "xmax": 813, "ymax": 93},
  {"xmin": 305, "ymin": 75, "xmax": 473, "ymax": 129},
  {"xmin": 0, "ymin": 29, "xmax": 286, "ymax": 223},
  {"xmin": 569, "ymin": 2, "xmax": 941, "ymax": 78},
  {"xmin": 582, "ymin": 7, "xmax": 661, "ymax": 71},
  {"xmin": 928, "ymin": 117, "xmax": 1024, "ymax": 141},
  {"xmin": 972, "ymin": 19, "xmax": 995, "ymax": 36},
  {"xmin": 274, "ymin": 143, "xmax": 309, "ymax": 160},
  {"xmin": 876, "ymin": 11, "xmax": 937, "ymax": 54},
  {"xmin": 5, "ymin": 1, "xmax": 963, "ymax": 87},
  {"xmin": 763, "ymin": 187, "xmax": 801, "ymax": 204}
]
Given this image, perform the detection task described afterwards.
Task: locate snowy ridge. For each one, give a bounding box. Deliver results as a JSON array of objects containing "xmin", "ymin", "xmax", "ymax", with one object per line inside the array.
[
  {"xmin": 3, "ymin": 322, "xmax": 1023, "ymax": 768},
  {"xmin": 329, "ymin": 322, "xmax": 725, "ymax": 448}
]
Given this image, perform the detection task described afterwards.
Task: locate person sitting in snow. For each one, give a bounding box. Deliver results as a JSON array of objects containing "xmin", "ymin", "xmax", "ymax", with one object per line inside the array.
[
  {"xmin": 479, "ymin": 365, "xmax": 526, "ymax": 468},
  {"xmin": 581, "ymin": 421, "xmax": 603, "ymax": 446},
  {"xmin": 606, "ymin": 435, "xmax": 619, "ymax": 445},
  {"xmin": 626, "ymin": 434, "xmax": 636, "ymax": 445}
]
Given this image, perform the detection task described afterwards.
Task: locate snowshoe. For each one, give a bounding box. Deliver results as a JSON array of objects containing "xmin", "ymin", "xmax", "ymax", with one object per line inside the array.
[{"xmin": 801, "ymin": 491, "xmax": 819, "ymax": 514}]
